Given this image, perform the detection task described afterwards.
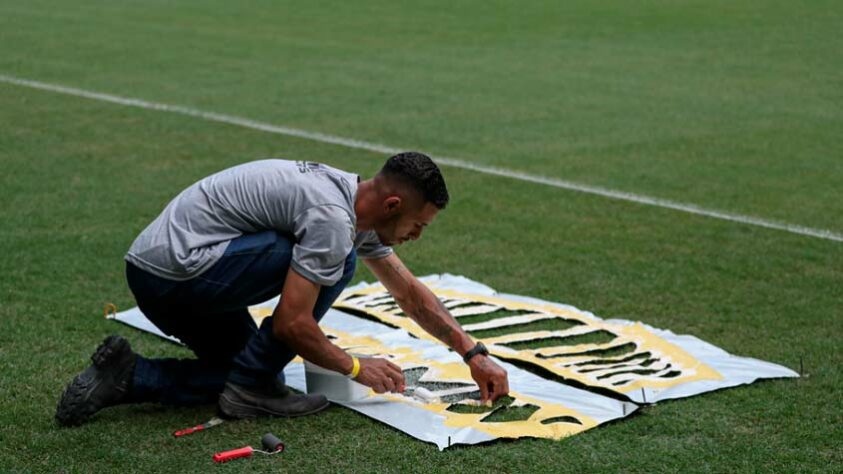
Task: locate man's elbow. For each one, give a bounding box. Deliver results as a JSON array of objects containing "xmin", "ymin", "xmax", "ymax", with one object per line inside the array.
[
  {"xmin": 272, "ymin": 311, "xmax": 307, "ymax": 342},
  {"xmin": 272, "ymin": 318, "xmax": 291, "ymax": 342}
]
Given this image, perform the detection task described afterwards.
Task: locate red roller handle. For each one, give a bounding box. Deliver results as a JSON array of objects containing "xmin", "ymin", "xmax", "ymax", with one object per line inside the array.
[
  {"xmin": 213, "ymin": 446, "xmax": 254, "ymax": 463},
  {"xmin": 173, "ymin": 417, "xmax": 223, "ymax": 437},
  {"xmin": 173, "ymin": 425, "xmax": 203, "ymax": 437}
]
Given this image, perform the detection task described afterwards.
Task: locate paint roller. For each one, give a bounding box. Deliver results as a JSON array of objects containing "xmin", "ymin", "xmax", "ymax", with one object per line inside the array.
[{"xmin": 212, "ymin": 433, "xmax": 285, "ymax": 463}]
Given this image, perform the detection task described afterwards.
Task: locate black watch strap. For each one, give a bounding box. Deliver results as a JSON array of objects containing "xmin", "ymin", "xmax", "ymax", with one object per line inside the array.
[{"xmin": 463, "ymin": 342, "xmax": 489, "ymax": 363}]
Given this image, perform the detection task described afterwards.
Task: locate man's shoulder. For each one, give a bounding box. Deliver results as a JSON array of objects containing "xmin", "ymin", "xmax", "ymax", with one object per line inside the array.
[
  {"xmin": 242, "ymin": 159, "xmax": 355, "ymax": 185},
  {"xmin": 225, "ymin": 158, "xmax": 298, "ymax": 175},
  {"xmin": 288, "ymin": 161, "xmax": 358, "ymax": 207},
  {"xmin": 240, "ymin": 158, "xmax": 350, "ymax": 175},
  {"xmin": 215, "ymin": 159, "xmax": 354, "ymax": 195},
  {"xmin": 293, "ymin": 160, "xmax": 357, "ymax": 186}
]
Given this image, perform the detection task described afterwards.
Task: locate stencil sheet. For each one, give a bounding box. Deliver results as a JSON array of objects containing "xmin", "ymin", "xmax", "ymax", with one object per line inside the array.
[{"xmin": 107, "ymin": 274, "xmax": 796, "ymax": 448}]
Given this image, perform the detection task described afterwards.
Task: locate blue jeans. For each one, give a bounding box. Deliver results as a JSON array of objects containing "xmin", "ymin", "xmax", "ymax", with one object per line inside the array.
[{"xmin": 125, "ymin": 231, "xmax": 356, "ymax": 405}]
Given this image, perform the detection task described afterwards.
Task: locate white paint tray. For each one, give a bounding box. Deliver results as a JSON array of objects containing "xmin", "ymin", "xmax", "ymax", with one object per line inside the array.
[{"xmin": 304, "ymin": 360, "xmax": 370, "ymax": 402}]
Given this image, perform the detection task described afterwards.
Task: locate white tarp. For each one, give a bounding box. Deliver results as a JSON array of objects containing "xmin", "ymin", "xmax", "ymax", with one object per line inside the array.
[
  {"xmin": 107, "ymin": 274, "xmax": 797, "ymax": 448},
  {"xmin": 334, "ymin": 275, "xmax": 799, "ymax": 404},
  {"xmin": 108, "ymin": 302, "xmax": 635, "ymax": 449}
]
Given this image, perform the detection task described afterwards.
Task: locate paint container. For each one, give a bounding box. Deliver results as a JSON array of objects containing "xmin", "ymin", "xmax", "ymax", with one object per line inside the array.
[{"xmin": 304, "ymin": 358, "xmax": 369, "ymax": 402}]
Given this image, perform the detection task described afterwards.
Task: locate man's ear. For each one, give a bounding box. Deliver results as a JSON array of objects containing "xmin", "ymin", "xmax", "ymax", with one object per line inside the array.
[{"xmin": 383, "ymin": 196, "xmax": 402, "ymax": 215}]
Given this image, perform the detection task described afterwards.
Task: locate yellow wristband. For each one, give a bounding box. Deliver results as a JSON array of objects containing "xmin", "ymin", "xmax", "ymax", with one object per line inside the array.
[{"xmin": 349, "ymin": 356, "xmax": 361, "ymax": 379}]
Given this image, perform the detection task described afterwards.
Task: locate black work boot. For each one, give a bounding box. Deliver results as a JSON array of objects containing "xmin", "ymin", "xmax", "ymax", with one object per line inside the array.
[
  {"xmin": 218, "ymin": 380, "xmax": 329, "ymax": 419},
  {"xmin": 55, "ymin": 335, "xmax": 137, "ymax": 426}
]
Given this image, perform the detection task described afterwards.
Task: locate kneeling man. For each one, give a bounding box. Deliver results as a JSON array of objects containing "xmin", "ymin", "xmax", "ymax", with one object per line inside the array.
[{"xmin": 56, "ymin": 152, "xmax": 508, "ymax": 425}]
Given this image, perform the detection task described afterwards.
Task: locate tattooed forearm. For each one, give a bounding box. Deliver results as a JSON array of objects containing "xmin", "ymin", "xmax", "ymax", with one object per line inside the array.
[
  {"xmin": 391, "ymin": 261, "xmax": 412, "ymax": 284},
  {"xmin": 418, "ymin": 297, "xmax": 455, "ymax": 342},
  {"xmin": 365, "ymin": 254, "xmax": 473, "ymax": 354},
  {"xmin": 404, "ymin": 282, "xmax": 471, "ymax": 353}
]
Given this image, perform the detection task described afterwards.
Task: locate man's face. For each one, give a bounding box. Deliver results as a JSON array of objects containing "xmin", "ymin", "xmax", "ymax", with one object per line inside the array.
[{"xmin": 374, "ymin": 200, "xmax": 439, "ymax": 247}]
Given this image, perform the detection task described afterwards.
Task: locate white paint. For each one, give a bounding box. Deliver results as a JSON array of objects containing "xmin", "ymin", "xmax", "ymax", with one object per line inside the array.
[
  {"xmin": 450, "ymin": 304, "xmax": 503, "ymax": 317},
  {"xmin": 485, "ymin": 325, "xmax": 600, "ymax": 345},
  {"xmin": 2, "ymin": 74, "xmax": 840, "ymax": 243},
  {"xmin": 411, "ymin": 386, "xmax": 438, "ymax": 403},
  {"xmin": 461, "ymin": 313, "xmax": 553, "ymax": 332},
  {"xmin": 442, "ymin": 299, "xmax": 473, "ymax": 309},
  {"xmin": 536, "ymin": 342, "xmax": 625, "ymax": 359}
]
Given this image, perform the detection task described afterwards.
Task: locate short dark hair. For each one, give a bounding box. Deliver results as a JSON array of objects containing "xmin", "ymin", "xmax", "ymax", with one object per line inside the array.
[{"xmin": 380, "ymin": 152, "xmax": 449, "ymax": 209}]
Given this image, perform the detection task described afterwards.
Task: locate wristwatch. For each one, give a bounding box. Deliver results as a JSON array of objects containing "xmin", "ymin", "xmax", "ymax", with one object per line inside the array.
[{"xmin": 463, "ymin": 342, "xmax": 489, "ymax": 363}]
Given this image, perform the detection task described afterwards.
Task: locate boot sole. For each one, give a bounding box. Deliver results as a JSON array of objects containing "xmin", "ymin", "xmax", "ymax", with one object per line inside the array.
[
  {"xmin": 55, "ymin": 370, "xmax": 100, "ymax": 426},
  {"xmin": 55, "ymin": 336, "xmax": 134, "ymax": 427}
]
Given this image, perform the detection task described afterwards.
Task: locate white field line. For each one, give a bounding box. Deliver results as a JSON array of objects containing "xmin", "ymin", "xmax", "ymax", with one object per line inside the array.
[{"xmin": 2, "ymin": 74, "xmax": 841, "ymax": 243}]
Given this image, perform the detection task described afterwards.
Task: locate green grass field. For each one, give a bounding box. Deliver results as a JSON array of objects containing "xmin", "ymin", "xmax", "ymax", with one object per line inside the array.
[{"xmin": 1, "ymin": 0, "xmax": 841, "ymax": 472}]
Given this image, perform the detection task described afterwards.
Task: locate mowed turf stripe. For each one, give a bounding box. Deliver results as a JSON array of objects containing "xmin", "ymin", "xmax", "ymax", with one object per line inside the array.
[{"xmin": 2, "ymin": 73, "xmax": 840, "ymax": 244}]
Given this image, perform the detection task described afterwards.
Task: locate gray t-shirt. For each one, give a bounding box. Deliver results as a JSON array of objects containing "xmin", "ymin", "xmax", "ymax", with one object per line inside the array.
[{"xmin": 125, "ymin": 159, "xmax": 392, "ymax": 286}]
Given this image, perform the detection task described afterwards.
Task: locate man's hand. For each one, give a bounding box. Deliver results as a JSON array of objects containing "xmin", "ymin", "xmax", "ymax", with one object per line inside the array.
[
  {"xmin": 365, "ymin": 254, "xmax": 510, "ymax": 401},
  {"xmin": 354, "ymin": 357, "xmax": 406, "ymax": 394},
  {"xmin": 468, "ymin": 355, "xmax": 509, "ymax": 403}
]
